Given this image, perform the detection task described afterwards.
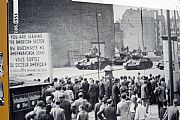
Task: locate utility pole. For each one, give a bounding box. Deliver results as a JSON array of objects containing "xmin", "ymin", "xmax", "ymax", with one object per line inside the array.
[
  {"xmin": 167, "ymin": 10, "xmax": 174, "ymax": 105},
  {"xmin": 95, "ymin": 4, "xmax": 101, "ymax": 81},
  {"xmin": 140, "ymin": 8, "xmax": 145, "ymax": 52}
]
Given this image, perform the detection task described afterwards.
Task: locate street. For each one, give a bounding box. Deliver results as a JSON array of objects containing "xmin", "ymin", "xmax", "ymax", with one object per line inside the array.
[{"xmin": 20, "ymin": 61, "xmax": 164, "ymax": 82}]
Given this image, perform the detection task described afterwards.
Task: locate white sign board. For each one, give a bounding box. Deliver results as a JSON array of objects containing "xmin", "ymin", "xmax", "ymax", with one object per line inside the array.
[{"xmin": 9, "ymin": 33, "xmax": 52, "ymax": 79}]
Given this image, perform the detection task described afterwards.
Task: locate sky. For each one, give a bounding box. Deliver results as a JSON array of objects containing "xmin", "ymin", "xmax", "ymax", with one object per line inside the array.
[
  {"xmin": 113, "ymin": 4, "xmax": 179, "ymax": 23},
  {"xmin": 113, "ymin": 5, "xmax": 131, "ymax": 21}
]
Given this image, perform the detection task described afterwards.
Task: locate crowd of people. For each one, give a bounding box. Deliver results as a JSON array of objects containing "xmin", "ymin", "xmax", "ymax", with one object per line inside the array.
[{"xmin": 25, "ymin": 73, "xmax": 179, "ymax": 120}]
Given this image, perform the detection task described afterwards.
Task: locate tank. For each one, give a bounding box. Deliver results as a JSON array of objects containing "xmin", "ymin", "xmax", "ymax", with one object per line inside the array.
[
  {"xmin": 123, "ymin": 56, "xmax": 153, "ymax": 70},
  {"xmin": 113, "ymin": 52, "xmax": 131, "ymax": 65},
  {"xmin": 74, "ymin": 57, "xmax": 112, "ymax": 70}
]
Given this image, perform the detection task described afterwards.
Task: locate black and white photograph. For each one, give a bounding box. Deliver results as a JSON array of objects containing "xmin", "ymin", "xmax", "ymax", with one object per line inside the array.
[
  {"xmin": 8, "ymin": 0, "xmax": 180, "ymax": 120},
  {"xmin": 0, "ymin": 81, "xmax": 4, "ymax": 106},
  {"xmin": 0, "ymin": 52, "xmax": 4, "ymax": 77}
]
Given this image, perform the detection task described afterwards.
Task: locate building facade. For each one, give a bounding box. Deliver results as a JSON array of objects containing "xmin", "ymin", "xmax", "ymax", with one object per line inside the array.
[
  {"xmin": 114, "ymin": 23, "xmax": 123, "ymax": 50},
  {"xmin": 9, "ymin": 0, "xmax": 115, "ymax": 67},
  {"xmin": 121, "ymin": 8, "xmax": 156, "ymax": 52}
]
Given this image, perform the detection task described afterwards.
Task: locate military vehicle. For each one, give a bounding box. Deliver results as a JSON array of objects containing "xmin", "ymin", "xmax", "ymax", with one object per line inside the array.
[
  {"xmin": 74, "ymin": 57, "xmax": 112, "ymax": 70},
  {"xmin": 113, "ymin": 52, "xmax": 131, "ymax": 65},
  {"xmin": 123, "ymin": 55, "xmax": 153, "ymax": 70}
]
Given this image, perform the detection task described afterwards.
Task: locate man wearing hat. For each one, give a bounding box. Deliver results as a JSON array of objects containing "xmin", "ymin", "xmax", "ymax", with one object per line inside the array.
[
  {"xmin": 82, "ymin": 78, "xmax": 90, "ymax": 100},
  {"xmin": 71, "ymin": 92, "xmax": 91, "ymax": 117},
  {"xmin": 112, "ymin": 78, "xmax": 120, "ymax": 107},
  {"xmin": 59, "ymin": 93, "xmax": 72, "ymax": 120}
]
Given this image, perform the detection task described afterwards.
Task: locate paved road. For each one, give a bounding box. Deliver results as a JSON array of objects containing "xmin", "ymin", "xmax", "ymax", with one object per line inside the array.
[
  {"xmin": 87, "ymin": 105, "xmax": 159, "ymax": 120},
  {"xmin": 19, "ymin": 64, "xmax": 164, "ymax": 82}
]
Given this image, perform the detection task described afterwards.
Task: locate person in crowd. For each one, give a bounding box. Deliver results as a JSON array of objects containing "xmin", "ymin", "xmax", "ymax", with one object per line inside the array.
[
  {"xmin": 141, "ymin": 78, "xmax": 151, "ymax": 113},
  {"xmin": 73, "ymin": 79, "xmax": 81, "ymax": 100},
  {"xmin": 149, "ymin": 74, "xmax": 153, "ymax": 80},
  {"xmin": 160, "ymin": 78, "xmax": 166, "ymax": 90},
  {"xmin": 99, "ymin": 79, "xmax": 105, "ymax": 97},
  {"xmin": 66, "ymin": 78, "xmax": 74, "ymax": 91},
  {"xmin": 97, "ymin": 99, "xmax": 117, "ymax": 120},
  {"xmin": 159, "ymin": 100, "xmax": 168, "ymax": 120},
  {"xmin": 82, "ymin": 78, "xmax": 90, "ymax": 100},
  {"xmin": 135, "ymin": 98, "xmax": 147, "ymax": 120},
  {"xmin": 130, "ymin": 95, "xmax": 137, "ymax": 120},
  {"xmin": 167, "ymin": 99, "xmax": 179, "ymax": 120},
  {"xmin": 129, "ymin": 79, "xmax": 136, "ymax": 97},
  {"xmin": 59, "ymin": 93, "xmax": 72, "ymax": 120},
  {"xmin": 53, "ymin": 78, "xmax": 60, "ymax": 89},
  {"xmin": 94, "ymin": 95, "xmax": 104, "ymax": 120},
  {"xmin": 39, "ymin": 104, "xmax": 54, "ymax": 120},
  {"xmin": 26, "ymin": 101, "xmax": 46, "ymax": 120},
  {"xmin": 123, "ymin": 76, "xmax": 130, "ymax": 88},
  {"xmin": 51, "ymin": 100, "xmax": 66, "ymax": 120},
  {"xmin": 95, "ymin": 80, "xmax": 100, "ymax": 103},
  {"xmin": 65, "ymin": 85, "xmax": 74, "ymax": 103},
  {"xmin": 88, "ymin": 79, "xmax": 97, "ymax": 109},
  {"xmin": 45, "ymin": 95, "xmax": 55, "ymax": 107},
  {"xmin": 52, "ymin": 86, "xmax": 63, "ymax": 102},
  {"xmin": 104, "ymin": 79, "xmax": 112, "ymax": 98},
  {"xmin": 112, "ymin": 78, "xmax": 120, "ymax": 107},
  {"xmin": 97, "ymin": 97, "xmax": 108, "ymax": 120},
  {"xmin": 154, "ymin": 82, "xmax": 165, "ymax": 117},
  {"xmin": 134, "ymin": 80, "xmax": 141, "ymax": 98},
  {"xmin": 71, "ymin": 92, "xmax": 91, "ymax": 117},
  {"xmin": 77, "ymin": 104, "xmax": 89, "ymax": 120},
  {"xmin": 150, "ymin": 77, "xmax": 157, "ymax": 104},
  {"xmin": 117, "ymin": 93, "xmax": 131, "ymax": 120},
  {"xmin": 137, "ymin": 72, "xmax": 141, "ymax": 81},
  {"xmin": 43, "ymin": 85, "xmax": 56, "ymax": 98}
]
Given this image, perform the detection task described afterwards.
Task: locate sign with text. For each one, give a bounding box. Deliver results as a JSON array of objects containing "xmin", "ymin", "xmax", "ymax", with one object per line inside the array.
[
  {"xmin": 29, "ymin": 91, "xmax": 41, "ymax": 108},
  {"xmin": 13, "ymin": 93, "xmax": 29, "ymax": 112},
  {"xmin": 9, "ymin": 33, "xmax": 52, "ymax": 78},
  {"xmin": 12, "ymin": 91, "xmax": 41, "ymax": 112}
]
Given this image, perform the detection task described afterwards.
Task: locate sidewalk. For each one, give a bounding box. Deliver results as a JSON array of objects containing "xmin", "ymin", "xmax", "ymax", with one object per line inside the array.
[{"xmin": 88, "ymin": 105, "xmax": 160, "ymax": 120}]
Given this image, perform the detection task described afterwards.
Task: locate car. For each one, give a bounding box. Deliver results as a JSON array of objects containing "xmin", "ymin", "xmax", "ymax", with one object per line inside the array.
[{"xmin": 156, "ymin": 61, "xmax": 164, "ymax": 70}]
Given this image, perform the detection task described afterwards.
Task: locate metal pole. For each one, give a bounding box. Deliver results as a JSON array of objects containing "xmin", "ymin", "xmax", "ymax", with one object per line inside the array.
[
  {"xmin": 174, "ymin": 10, "xmax": 179, "ymax": 71},
  {"xmin": 167, "ymin": 10, "xmax": 174, "ymax": 105},
  {"xmin": 141, "ymin": 8, "xmax": 145, "ymax": 51},
  {"xmin": 174, "ymin": 11, "xmax": 179, "ymax": 57},
  {"xmin": 96, "ymin": 5, "xmax": 101, "ymax": 80}
]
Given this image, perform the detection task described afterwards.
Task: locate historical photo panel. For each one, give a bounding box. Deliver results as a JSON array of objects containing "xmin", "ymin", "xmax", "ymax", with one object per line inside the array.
[{"xmin": 8, "ymin": 0, "xmax": 180, "ymax": 120}]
